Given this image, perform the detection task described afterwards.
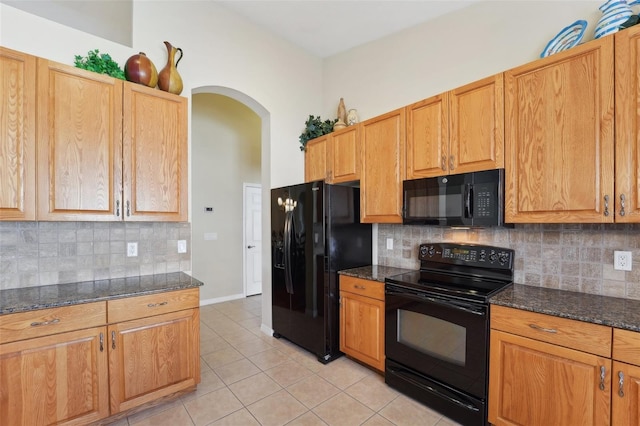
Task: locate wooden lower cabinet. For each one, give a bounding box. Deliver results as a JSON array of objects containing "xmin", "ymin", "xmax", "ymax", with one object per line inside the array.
[
  {"xmin": 0, "ymin": 326, "xmax": 109, "ymax": 426},
  {"xmin": 108, "ymin": 308, "xmax": 200, "ymax": 414},
  {"xmin": 339, "ymin": 276, "xmax": 385, "ymax": 371},
  {"xmin": 612, "ymin": 361, "xmax": 640, "ymax": 426},
  {"xmin": 0, "ymin": 287, "xmax": 200, "ymax": 424}
]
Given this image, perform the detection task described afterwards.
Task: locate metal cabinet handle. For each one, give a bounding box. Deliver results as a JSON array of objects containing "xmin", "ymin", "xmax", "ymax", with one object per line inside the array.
[
  {"xmin": 599, "ymin": 366, "xmax": 606, "ymax": 391},
  {"xmin": 111, "ymin": 331, "xmax": 116, "ymax": 350},
  {"xmin": 618, "ymin": 371, "xmax": 625, "ymax": 397},
  {"xmin": 116, "ymin": 200, "xmax": 120, "ymax": 217},
  {"xmin": 529, "ymin": 323, "xmax": 557, "ymax": 334},
  {"xmin": 449, "ymin": 155, "xmax": 455, "ymax": 171},
  {"xmin": 441, "ymin": 155, "xmax": 447, "ymax": 171},
  {"xmin": 147, "ymin": 301, "xmax": 168, "ymax": 308},
  {"xmin": 354, "ymin": 285, "xmax": 366, "ymax": 290},
  {"xmin": 30, "ymin": 318, "xmax": 60, "ymax": 327},
  {"xmin": 247, "ymin": 245, "xmax": 255, "ymax": 249},
  {"xmin": 100, "ymin": 332, "xmax": 104, "ymax": 352},
  {"xmin": 620, "ymin": 194, "xmax": 626, "ymax": 217},
  {"xmin": 604, "ymin": 195, "xmax": 610, "ymax": 217},
  {"xmin": 126, "ymin": 200, "xmax": 131, "ymax": 217}
]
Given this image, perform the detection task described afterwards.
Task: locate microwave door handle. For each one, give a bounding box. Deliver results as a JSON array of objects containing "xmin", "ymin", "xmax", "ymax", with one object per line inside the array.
[{"xmin": 464, "ymin": 184, "xmax": 472, "ymax": 218}]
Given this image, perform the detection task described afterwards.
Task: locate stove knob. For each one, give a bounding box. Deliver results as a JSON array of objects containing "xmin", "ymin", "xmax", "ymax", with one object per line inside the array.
[
  {"xmin": 428, "ymin": 246, "xmax": 435, "ymax": 256},
  {"xmin": 420, "ymin": 246, "xmax": 428, "ymax": 257},
  {"xmin": 479, "ymin": 251, "xmax": 487, "ymax": 261},
  {"xmin": 489, "ymin": 251, "xmax": 498, "ymax": 262},
  {"xmin": 498, "ymin": 252, "xmax": 510, "ymax": 265}
]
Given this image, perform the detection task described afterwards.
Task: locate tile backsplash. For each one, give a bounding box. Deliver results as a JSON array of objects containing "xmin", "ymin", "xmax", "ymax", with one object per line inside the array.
[
  {"xmin": 377, "ymin": 223, "xmax": 640, "ymax": 300},
  {"xmin": 0, "ymin": 222, "xmax": 191, "ymax": 290}
]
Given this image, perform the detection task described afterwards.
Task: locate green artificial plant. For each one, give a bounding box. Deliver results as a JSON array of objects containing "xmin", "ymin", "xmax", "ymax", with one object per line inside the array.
[
  {"xmin": 299, "ymin": 115, "xmax": 338, "ymax": 151},
  {"xmin": 74, "ymin": 49, "xmax": 125, "ymax": 80}
]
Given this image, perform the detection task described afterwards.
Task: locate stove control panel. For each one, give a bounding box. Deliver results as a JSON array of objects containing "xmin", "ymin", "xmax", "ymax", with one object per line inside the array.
[{"xmin": 419, "ymin": 243, "xmax": 514, "ymax": 269}]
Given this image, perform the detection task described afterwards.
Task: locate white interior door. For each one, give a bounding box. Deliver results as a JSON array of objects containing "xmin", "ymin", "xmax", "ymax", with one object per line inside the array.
[{"xmin": 244, "ymin": 184, "xmax": 262, "ymax": 296}]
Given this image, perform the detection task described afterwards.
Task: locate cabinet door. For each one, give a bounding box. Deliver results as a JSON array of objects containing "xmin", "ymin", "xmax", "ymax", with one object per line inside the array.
[
  {"xmin": 612, "ymin": 361, "xmax": 640, "ymax": 426},
  {"xmin": 450, "ymin": 74, "xmax": 504, "ymax": 174},
  {"xmin": 328, "ymin": 126, "xmax": 360, "ymax": 183},
  {"xmin": 489, "ymin": 329, "xmax": 611, "ymax": 426},
  {"xmin": 504, "ymin": 37, "xmax": 615, "ymax": 223},
  {"xmin": 123, "ymin": 83, "xmax": 188, "ymax": 221},
  {"xmin": 36, "ymin": 59, "xmax": 123, "ymax": 221},
  {"xmin": 339, "ymin": 290, "xmax": 384, "ymax": 371},
  {"xmin": 615, "ymin": 26, "xmax": 640, "ymax": 223},
  {"xmin": 108, "ymin": 308, "xmax": 200, "ymax": 414},
  {"xmin": 0, "ymin": 47, "xmax": 36, "ymax": 221},
  {"xmin": 0, "ymin": 326, "xmax": 109, "ymax": 426},
  {"xmin": 304, "ymin": 135, "xmax": 328, "ymax": 182},
  {"xmin": 406, "ymin": 93, "xmax": 449, "ymax": 179},
  {"xmin": 360, "ymin": 108, "xmax": 405, "ymax": 223}
]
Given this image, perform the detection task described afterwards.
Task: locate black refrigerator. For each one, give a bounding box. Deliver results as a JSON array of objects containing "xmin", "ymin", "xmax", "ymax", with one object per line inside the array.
[{"xmin": 271, "ymin": 181, "xmax": 372, "ymax": 363}]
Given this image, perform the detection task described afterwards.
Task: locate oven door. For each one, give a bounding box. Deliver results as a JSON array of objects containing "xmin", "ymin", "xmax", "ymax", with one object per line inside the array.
[{"xmin": 385, "ymin": 283, "xmax": 488, "ymax": 398}]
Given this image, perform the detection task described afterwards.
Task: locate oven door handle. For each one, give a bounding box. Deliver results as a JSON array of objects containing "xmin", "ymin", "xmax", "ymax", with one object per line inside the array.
[{"xmin": 386, "ymin": 288, "xmax": 486, "ymax": 316}]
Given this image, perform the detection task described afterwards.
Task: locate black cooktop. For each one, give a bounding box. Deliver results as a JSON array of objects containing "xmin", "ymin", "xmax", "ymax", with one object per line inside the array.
[{"xmin": 385, "ymin": 242, "xmax": 515, "ymax": 303}]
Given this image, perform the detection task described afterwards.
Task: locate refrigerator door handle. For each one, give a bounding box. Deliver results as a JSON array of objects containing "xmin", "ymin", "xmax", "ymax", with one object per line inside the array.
[{"xmin": 284, "ymin": 211, "xmax": 294, "ymax": 294}]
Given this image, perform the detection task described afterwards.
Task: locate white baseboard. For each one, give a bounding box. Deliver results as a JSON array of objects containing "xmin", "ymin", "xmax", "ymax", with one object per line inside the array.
[
  {"xmin": 260, "ymin": 323, "xmax": 274, "ymax": 336},
  {"xmin": 199, "ymin": 293, "xmax": 245, "ymax": 306}
]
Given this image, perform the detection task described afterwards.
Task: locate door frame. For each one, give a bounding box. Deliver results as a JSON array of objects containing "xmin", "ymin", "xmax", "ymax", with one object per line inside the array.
[{"xmin": 243, "ymin": 182, "xmax": 262, "ymax": 296}]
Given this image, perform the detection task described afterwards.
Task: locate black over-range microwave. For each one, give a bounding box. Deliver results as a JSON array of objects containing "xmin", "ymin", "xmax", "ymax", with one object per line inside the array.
[{"xmin": 403, "ymin": 169, "xmax": 506, "ymax": 227}]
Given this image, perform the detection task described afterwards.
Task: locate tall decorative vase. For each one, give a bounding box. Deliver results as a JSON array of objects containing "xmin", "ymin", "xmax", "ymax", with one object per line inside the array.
[{"xmin": 158, "ymin": 41, "xmax": 184, "ymax": 95}]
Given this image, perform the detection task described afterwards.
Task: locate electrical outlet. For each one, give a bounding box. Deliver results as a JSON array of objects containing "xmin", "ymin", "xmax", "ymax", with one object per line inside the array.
[
  {"xmin": 177, "ymin": 240, "xmax": 187, "ymax": 254},
  {"xmin": 614, "ymin": 250, "xmax": 632, "ymax": 271},
  {"xmin": 127, "ymin": 242, "xmax": 138, "ymax": 257},
  {"xmin": 386, "ymin": 238, "xmax": 393, "ymax": 250}
]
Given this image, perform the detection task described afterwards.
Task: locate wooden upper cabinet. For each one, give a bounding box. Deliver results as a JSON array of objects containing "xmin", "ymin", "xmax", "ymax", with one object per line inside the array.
[
  {"xmin": 406, "ymin": 93, "xmax": 449, "ymax": 178},
  {"xmin": 614, "ymin": 26, "xmax": 640, "ymax": 223},
  {"xmin": 0, "ymin": 47, "xmax": 36, "ymax": 221},
  {"xmin": 304, "ymin": 135, "xmax": 328, "ymax": 182},
  {"xmin": 504, "ymin": 37, "xmax": 615, "ymax": 223},
  {"xmin": 36, "ymin": 58, "xmax": 123, "ymax": 221},
  {"xmin": 360, "ymin": 108, "xmax": 405, "ymax": 223},
  {"xmin": 450, "ymin": 74, "xmax": 504, "ymax": 174},
  {"xmin": 123, "ymin": 83, "xmax": 188, "ymax": 221},
  {"xmin": 328, "ymin": 125, "xmax": 360, "ymax": 183}
]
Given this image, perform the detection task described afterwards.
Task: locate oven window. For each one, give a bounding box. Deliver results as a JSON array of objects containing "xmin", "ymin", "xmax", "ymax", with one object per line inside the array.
[{"xmin": 398, "ymin": 309, "xmax": 466, "ymax": 366}]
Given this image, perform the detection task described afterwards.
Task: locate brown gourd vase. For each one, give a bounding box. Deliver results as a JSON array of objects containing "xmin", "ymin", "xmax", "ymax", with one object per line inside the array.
[
  {"xmin": 124, "ymin": 52, "xmax": 158, "ymax": 88},
  {"xmin": 158, "ymin": 41, "xmax": 184, "ymax": 95}
]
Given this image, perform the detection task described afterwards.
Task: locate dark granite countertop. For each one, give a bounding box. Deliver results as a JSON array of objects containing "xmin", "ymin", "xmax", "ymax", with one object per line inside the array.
[
  {"xmin": 338, "ymin": 265, "xmax": 417, "ymax": 283},
  {"xmin": 490, "ymin": 284, "xmax": 640, "ymax": 333},
  {"xmin": 0, "ymin": 272, "xmax": 204, "ymax": 315}
]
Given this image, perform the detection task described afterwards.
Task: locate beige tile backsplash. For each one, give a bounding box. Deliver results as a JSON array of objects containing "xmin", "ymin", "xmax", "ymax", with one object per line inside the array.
[
  {"xmin": 377, "ymin": 224, "xmax": 640, "ymax": 300},
  {"xmin": 0, "ymin": 221, "xmax": 191, "ymax": 290}
]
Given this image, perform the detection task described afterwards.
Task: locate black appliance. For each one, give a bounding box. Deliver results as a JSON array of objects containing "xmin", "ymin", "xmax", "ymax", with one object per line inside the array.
[
  {"xmin": 385, "ymin": 242, "xmax": 514, "ymax": 426},
  {"xmin": 403, "ymin": 169, "xmax": 505, "ymax": 227},
  {"xmin": 271, "ymin": 181, "xmax": 372, "ymax": 363}
]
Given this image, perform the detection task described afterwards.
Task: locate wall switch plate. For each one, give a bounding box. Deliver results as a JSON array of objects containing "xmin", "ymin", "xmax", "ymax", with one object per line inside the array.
[
  {"xmin": 386, "ymin": 238, "xmax": 393, "ymax": 250},
  {"xmin": 177, "ymin": 240, "xmax": 187, "ymax": 253},
  {"xmin": 127, "ymin": 242, "xmax": 138, "ymax": 257},
  {"xmin": 614, "ymin": 250, "xmax": 632, "ymax": 271}
]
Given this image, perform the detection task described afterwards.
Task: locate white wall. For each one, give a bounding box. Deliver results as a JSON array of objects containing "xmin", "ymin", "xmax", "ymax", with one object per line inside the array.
[
  {"xmin": 191, "ymin": 94, "xmax": 260, "ymax": 302},
  {"xmin": 322, "ymin": 1, "xmax": 604, "ymax": 121}
]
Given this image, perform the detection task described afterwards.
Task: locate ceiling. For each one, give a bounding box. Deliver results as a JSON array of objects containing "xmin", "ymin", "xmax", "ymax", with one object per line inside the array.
[{"xmin": 216, "ymin": 0, "xmax": 483, "ymax": 58}]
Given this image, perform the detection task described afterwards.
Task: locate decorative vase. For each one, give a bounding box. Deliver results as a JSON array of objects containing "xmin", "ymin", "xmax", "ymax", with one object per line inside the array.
[
  {"xmin": 337, "ymin": 98, "xmax": 347, "ymax": 124},
  {"xmin": 158, "ymin": 41, "xmax": 184, "ymax": 95},
  {"xmin": 124, "ymin": 52, "xmax": 158, "ymax": 88},
  {"xmin": 594, "ymin": 0, "xmax": 634, "ymax": 39},
  {"xmin": 347, "ymin": 109, "xmax": 359, "ymax": 126}
]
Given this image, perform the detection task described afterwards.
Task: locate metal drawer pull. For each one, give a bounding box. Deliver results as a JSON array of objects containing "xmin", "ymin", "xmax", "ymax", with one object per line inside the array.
[
  {"xmin": 116, "ymin": 200, "xmax": 120, "ymax": 217},
  {"xmin": 100, "ymin": 332, "xmax": 104, "ymax": 352},
  {"xmin": 600, "ymin": 366, "xmax": 606, "ymax": 391},
  {"xmin": 604, "ymin": 195, "xmax": 610, "ymax": 217},
  {"xmin": 111, "ymin": 331, "xmax": 116, "ymax": 350},
  {"xmin": 620, "ymin": 194, "xmax": 626, "ymax": 217},
  {"xmin": 354, "ymin": 285, "xmax": 366, "ymax": 290},
  {"xmin": 441, "ymin": 155, "xmax": 447, "ymax": 171},
  {"xmin": 148, "ymin": 301, "xmax": 169, "ymax": 308},
  {"xmin": 528, "ymin": 323, "xmax": 557, "ymax": 334},
  {"xmin": 618, "ymin": 371, "xmax": 625, "ymax": 397},
  {"xmin": 449, "ymin": 155, "xmax": 455, "ymax": 171},
  {"xmin": 30, "ymin": 318, "xmax": 60, "ymax": 327}
]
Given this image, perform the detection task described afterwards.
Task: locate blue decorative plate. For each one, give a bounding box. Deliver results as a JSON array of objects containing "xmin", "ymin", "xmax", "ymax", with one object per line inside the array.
[{"xmin": 540, "ymin": 20, "xmax": 588, "ymax": 58}]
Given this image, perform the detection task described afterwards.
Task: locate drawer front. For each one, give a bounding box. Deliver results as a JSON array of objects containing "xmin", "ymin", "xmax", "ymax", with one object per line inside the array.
[
  {"xmin": 613, "ymin": 328, "xmax": 640, "ymax": 365},
  {"xmin": 0, "ymin": 302, "xmax": 106, "ymax": 344},
  {"xmin": 490, "ymin": 305, "xmax": 612, "ymax": 357},
  {"xmin": 108, "ymin": 288, "xmax": 200, "ymax": 323},
  {"xmin": 339, "ymin": 276, "xmax": 384, "ymax": 300}
]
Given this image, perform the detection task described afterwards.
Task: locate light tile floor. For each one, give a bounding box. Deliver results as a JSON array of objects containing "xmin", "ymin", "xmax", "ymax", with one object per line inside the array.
[{"xmin": 108, "ymin": 295, "xmax": 462, "ymax": 426}]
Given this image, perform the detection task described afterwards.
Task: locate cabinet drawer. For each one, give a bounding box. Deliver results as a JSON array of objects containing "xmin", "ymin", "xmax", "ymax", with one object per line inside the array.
[
  {"xmin": 0, "ymin": 302, "xmax": 106, "ymax": 344},
  {"xmin": 339, "ymin": 276, "xmax": 384, "ymax": 300},
  {"xmin": 108, "ymin": 288, "xmax": 199, "ymax": 323},
  {"xmin": 490, "ymin": 305, "xmax": 612, "ymax": 357},
  {"xmin": 613, "ymin": 328, "xmax": 640, "ymax": 365}
]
